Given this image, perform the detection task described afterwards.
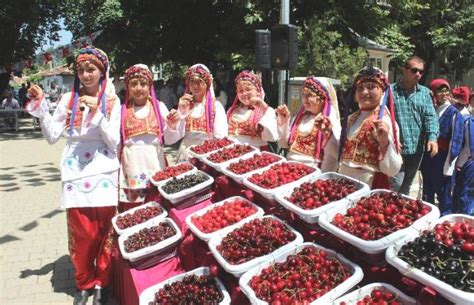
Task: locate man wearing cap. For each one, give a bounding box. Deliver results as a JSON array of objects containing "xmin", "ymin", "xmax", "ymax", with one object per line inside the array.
[
  {"xmin": 420, "ymin": 78, "xmax": 464, "ymax": 215},
  {"xmin": 390, "ymin": 56, "xmax": 440, "ymax": 195}
]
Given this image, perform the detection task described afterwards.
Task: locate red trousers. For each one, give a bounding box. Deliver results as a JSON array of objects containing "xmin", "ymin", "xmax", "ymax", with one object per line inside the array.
[{"xmin": 67, "ymin": 206, "xmax": 116, "ymax": 290}]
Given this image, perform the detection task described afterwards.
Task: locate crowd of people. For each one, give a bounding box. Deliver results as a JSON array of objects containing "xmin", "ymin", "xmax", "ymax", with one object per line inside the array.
[{"xmin": 23, "ymin": 46, "xmax": 473, "ymax": 305}]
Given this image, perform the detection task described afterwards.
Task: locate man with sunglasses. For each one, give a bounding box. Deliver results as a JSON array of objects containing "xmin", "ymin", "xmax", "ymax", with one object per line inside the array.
[{"xmin": 390, "ymin": 56, "xmax": 439, "ymax": 195}]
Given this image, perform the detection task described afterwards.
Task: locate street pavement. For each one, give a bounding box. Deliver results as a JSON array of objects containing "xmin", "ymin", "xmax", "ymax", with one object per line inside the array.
[{"xmin": 0, "ymin": 120, "xmax": 421, "ymax": 305}]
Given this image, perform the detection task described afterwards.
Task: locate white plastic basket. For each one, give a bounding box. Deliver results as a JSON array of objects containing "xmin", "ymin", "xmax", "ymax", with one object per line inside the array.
[
  {"xmin": 185, "ymin": 196, "xmax": 265, "ymax": 242},
  {"xmin": 200, "ymin": 144, "xmax": 259, "ymax": 171},
  {"xmin": 332, "ymin": 282, "xmax": 417, "ymax": 305},
  {"xmin": 318, "ymin": 189, "xmax": 440, "ymax": 254},
  {"xmin": 275, "ymin": 172, "xmax": 370, "ymax": 224},
  {"xmin": 139, "ymin": 267, "xmax": 231, "ymax": 305},
  {"xmin": 208, "ymin": 215, "xmax": 304, "ymax": 278},
  {"xmin": 385, "ymin": 214, "xmax": 474, "ymax": 305},
  {"xmin": 112, "ymin": 201, "xmax": 168, "ymax": 236},
  {"xmin": 118, "ymin": 217, "xmax": 182, "ymax": 263},
  {"xmin": 242, "ymin": 161, "xmax": 321, "ymax": 200},
  {"xmin": 187, "ymin": 138, "xmax": 235, "ymax": 160},
  {"xmin": 149, "ymin": 162, "xmax": 197, "ymax": 187},
  {"xmin": 239, "ymin": 242, "xmax": 364, "ymax": 305},
  {"xmin": 220, "ymin": 152, "xmax": 286, "ymax": 183},
  {"xmin": 158, "ymin": 170, "xmax": 214, "ymax": 204}
]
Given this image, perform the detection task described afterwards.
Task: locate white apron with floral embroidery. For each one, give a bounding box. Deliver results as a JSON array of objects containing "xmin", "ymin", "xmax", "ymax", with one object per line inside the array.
[
  {"xmin": 60, "ymin": 139, "xmax": 120, "ymax": 209},
  {"xmin": 119, "ymin": 144, "xmax": 165, "ymax": 203}
]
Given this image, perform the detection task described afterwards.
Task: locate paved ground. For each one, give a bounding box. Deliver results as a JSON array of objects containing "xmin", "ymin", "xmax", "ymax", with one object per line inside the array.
[
  {"xmin": 0, "ymin": 119, "xmax": 179, "ymax": 305},
  {"xmin": 0, "ymin": 119, "xmax": 422, "ymax": 305}
]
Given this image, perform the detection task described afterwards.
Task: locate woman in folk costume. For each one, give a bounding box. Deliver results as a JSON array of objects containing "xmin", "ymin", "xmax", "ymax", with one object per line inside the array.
[
  {"xmin": 276, "ymin": 76, "xmax": 341, "ymax": 171},
  {"xmin": 26, "ymin": 46, "xmax": 120, "ymax": 305},
  {"xmin": 119, "ymin": 64, "xmax": 181, "ymax": 212},
  {"xmin": 453, "ymin": 116, "xmax": 474, "ymax": 215},
  {"xmin": 339, "ymin": 67, "xmax": 402, "ymax": 188},
  {"xmin": 176, "ymin": 64, "xmax": 228, "ymax": 161},
  {"xmin": 420, "ymin": 79, "xmax": 464, "ymax": 215},
  {"xmin": 226, "ymin": 70, "xmax": 279, "ymax": 149}
]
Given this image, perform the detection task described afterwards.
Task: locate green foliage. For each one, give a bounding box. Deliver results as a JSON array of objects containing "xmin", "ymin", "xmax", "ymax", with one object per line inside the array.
[
  {"xmin": 376, "ymin": 25, "xmax": 414, "ymax": 67},
  {"xmin": 297, "ymin": 16, "xmax": 368, "ymax": 87}
]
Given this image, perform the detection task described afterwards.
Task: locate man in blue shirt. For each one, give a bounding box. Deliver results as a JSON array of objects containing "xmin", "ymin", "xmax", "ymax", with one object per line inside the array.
[{"xmin": 390, "ymin": 56, "xmax": 439, "ymax": 195}]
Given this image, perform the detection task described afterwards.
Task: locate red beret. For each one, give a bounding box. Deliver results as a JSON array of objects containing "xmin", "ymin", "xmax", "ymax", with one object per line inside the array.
[
  {"xmin": 452, "ymin": 86, "xmax": 471, "ymax": 105},
  {"xmin": 429, "ymin": 78, "xmax": 451, "ymax": 91}
]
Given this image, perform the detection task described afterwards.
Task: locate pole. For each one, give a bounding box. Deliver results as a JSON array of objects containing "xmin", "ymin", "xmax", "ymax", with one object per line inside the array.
[{"xmin": 278, "ymin": 0, "xmax": 290, "ymax": 105}]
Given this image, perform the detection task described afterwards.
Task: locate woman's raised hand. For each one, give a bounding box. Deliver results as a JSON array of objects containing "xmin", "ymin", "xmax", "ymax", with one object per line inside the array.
[
  {"xmin": 314, "ymin": 115, "xmax": 332, "ymax": 133},
  {"xmin": 276, "ymin": 105, "xmax": 291, "ymax": 125},
  {"xmin": 167, "ymin": 109, "xmax": 180, "ymax": 129},
  {"xmin": 178, "ymin": 93, "xmax": 193, "ymax": 115},
  {"xmin": 27, "ymin": 85, "xmax": 44, "ymax": 100},
  {"xmin": 373, "ymin": 119, "xmax": 389, "ymax": 149}
]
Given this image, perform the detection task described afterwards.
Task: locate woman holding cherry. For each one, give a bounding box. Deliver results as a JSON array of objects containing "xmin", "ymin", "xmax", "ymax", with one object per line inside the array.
[
  {"xmin": 276, "ymin": 76, "xmax": 341, "ymax": 171},
  {"xmin": 226, "ymin": 70, "xmax": 279, "ymax": 150},
  {"xmin": 175, "ymin": 64, "xmax": 228, "ymax": 161},
  {"xmin": 26, "ymin": 46, "xmax": 120, "ymax": 305},
  {"xmin": 118, "ymin": 64, "xmax": 181, "ymax": 211},
  {"xmin": 339, "ymin": 66, "xmax": 402, "ymax": 188}
]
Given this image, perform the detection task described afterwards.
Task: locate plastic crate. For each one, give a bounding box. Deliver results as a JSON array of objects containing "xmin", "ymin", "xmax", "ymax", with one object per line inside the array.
[
  {"xmin": 149, "ymin": 162, "xmax": 197, "ymax": 187},
  {"xmin": 185, "ymin": 196, "xmax": 265, "ymax": 242},
  {"xmin": 318, "ymin": 189, "xmax": 440, "ymax": 254},
  {"xmin": 112, "ymin": 201, "xmax": 167, "ymax": 236},
  {"xmin": 118, "ymin": 218, "xmax": 182, "ymax": 264},
  {"xmin": 158, "ymin": 170, "xmax": 214, "ymax": 205},
  {"xmin": 239, "ymin": 242, "xmax": 364, "ymax": 304},
  {"xmin": 200, "ymin": 144, "xmax": 259, "ymax": 171},
  {"xmin": 220, "ymin": 152, "xmax": 286, "ymax": 183},
  {"xmin": 385, "ymin": 214, "xmax": 474, "ymax": 305},
  {"xmin": 332, "ymin": 282, "xmax": 417, "ymax": 305},
  {"xmin": 242, "ymin": 161, "xmax": 321, "ymax": 200},
  {"xmin": 208, "ymin": 215, "xmax": 304, "ymax": 278},
  {"xmin": 139, "ymin": 267, "xmax": 231, "ymax": 305},
  {"xmin": 275, "ymin": 172, "xmax": 369, "ymax": 224},
  {"xmin": 187, "ymin": 138, "xmax": 235, "ymax": 160}
]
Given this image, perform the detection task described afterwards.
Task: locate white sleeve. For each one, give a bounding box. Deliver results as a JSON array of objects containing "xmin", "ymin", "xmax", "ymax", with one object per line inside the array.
[
  {"xmin": 321, "ymin": 133, "xmax": 339, "ymax": 172},
  {"xmin": 91, "ymin": 98, "xmax": 121, "ymax": 151},
  {"xmin": 277, "ymin": 119, "xmax": 291, "ymax": 149},
  {"xmin": 379, "ymin": 118, "xmax": 403, "ymax": 177},
  {"xmin": 39, "ymin": 94, "xmax": 68, "ymax": 144},
  {"xmin": 213, "ymin": 102, "xmax": 229, "ymax": 138},
  {"xmin": 259, "ymin": 107, "xmax": 279, "ymax": 142},
  {"xmin": 26, "ymin": 96, "xmax": 50, "ymax": 119},
  {"xmin": 160, "ymin": 102, "xmax": 182, "ymax": 145}
]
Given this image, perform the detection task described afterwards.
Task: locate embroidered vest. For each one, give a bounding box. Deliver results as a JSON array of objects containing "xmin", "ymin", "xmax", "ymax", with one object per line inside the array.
[
  {"xmin": 228, "ymin": 108, "xmax": 263, "ymax": 137},
  {"xmin": 185, "ymin": 102, "xmax": 216, "ymax": 133},
  {"xmin": 124, "ymin": 102, "xmax": 161, "ymax": 139},
  {"xmin": 342, "ymin": 112, "xmax": 380, "ymax": 167},
  {"xmin": 289, "ymin": 116, "xmax": 321, "ymax": 158},
  {"xmin": 66, "ymin": 96, "xmax": 116, "ymax": 129}
]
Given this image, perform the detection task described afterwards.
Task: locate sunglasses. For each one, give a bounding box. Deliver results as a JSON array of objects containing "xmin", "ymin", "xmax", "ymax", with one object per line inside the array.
[{"xmin": 407, "ymin": 67, "xmax": 424, "ymax": 75}]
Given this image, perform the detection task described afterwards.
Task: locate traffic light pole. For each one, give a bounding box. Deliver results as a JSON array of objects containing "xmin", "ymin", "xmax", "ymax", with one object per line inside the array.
[{"xmin": 278, "ymin": 0, "xmax": 290, "ymax": 105}]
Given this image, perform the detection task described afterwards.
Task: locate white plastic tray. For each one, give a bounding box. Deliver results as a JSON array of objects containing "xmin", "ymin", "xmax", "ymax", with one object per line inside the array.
[
  {"xmin": 139, "ymin": 267, "xmax": 231, "ymax": 305},
  {"xmin": 208, "ymin": 215, "xmax": 304, "ymax": 278},
  {"xmin": 185, "ymin": 196, "xmax": 265, "ymax": 242},
  {"xmin": 386, "ymin": 214, "xmax": 474, "ymax": 305},
  {"xmin": 242, "ymin": 161, "xmax": 321, "ymax": 200},
  {"xmin": 275, "ymin": 172, "xmax": 370, "ymax": 224},
  {"xmin": 149, "ymin": 162, "xmax": 197, "ymax": 187},
  {"xmin": 318, "ymin": 189, "xmax": 440, "ymax": 254},
  {"xmin": 239, "ymin": 242, "xmax": 364, "ymax": 305},
  {"xmin": 201, "ymin": 144, "xmax": 259, "ymax": 170},
  {"xmin": 187, "ymin": 138, "xmax": 235, "ymax": 160},
  {"xmin": 118, "ymin": 217, "xmax": 182, "ymax": 263},
  {"xmin": 332, "ymin": 282, "xmax": 417, "ymax": 305},
  {"xmin": 220, "ymin": 152, "xmax": 286, "ymax": 183},
  {"xmin": 112, "ymin": 201, "xmax": 168, "ymax": 236},
  {"xmin": 158, "ymin": 170, "xmax": 214, "ymax": 204}
]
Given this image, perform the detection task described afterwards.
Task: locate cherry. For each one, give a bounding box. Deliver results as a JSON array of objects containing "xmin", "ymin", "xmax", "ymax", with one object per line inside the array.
[
  {"xmin": 190, "ymin": 137, "xmax": 234, "ymax": 154},
  {"xmin": 152, "ymin": 163, "xmax": 193, "ymax": 181},
  {"xmin": 207, "ymin": 144, "xmax": 255, "ymax": 163},
  {"xmin": 116, "ymin": 205, "xmax": 164, "ymax": 229},
  {"xmin": 227, "ymin": 152, "xmax": 281, "ymax": 175}
]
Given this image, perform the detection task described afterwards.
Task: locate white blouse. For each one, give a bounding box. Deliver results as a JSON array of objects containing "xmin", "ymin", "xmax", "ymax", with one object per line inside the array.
[
  {"xmin": 29, "ymin": 92, "xmax": 121, "ymax": 208},
  {"xmin": 229, "ymin": 106, "xmax": 279, "ymax": 147}
]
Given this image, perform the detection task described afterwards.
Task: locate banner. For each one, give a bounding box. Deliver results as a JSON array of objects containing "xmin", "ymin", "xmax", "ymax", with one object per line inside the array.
[{"xmin": 7, "ymin": 30, "xmax": 103, "ymax": 73}]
